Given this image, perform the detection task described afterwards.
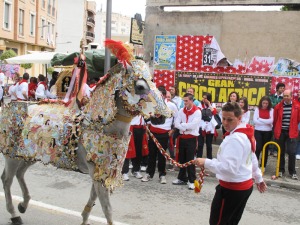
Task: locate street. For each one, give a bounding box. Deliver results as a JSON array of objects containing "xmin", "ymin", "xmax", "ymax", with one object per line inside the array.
[{"xmin": 0, "ymin": 155, "xmax": 299, "ymax": 225}]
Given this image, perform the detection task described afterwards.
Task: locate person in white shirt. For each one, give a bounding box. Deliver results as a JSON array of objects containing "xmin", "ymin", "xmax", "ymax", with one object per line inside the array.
[
  {"xmin": 0, "ymin": 72, "xmax": 5, "ymax": 88},
  {"xmin": 142, "ymin": 86, "xmax": 178, "ymax": 184},
  {"xmin": 35, "ymin": 74, "xmax": 56, "ymax": 100},
  {"xmin": 253, "ymin": 96, "xmax": 274, "ymax": 168},
  {"xmin": 172, "ymin": 93, "xmax": 201, "ymax": 190},
  {"xmin": 83, "ymin": 83, "xmax": 96, "ymax": 98},
  {"xmin": 169, "ymin": 86, "xmax": 182, "ymax": 109},
  {"xmin": 8, "ymin": 73, "xmax": 20, "ymax": 101},
  {"xmin": 15, "ymin": 73, "xmax": 29, "ymax": 100},
  {"xmin": 239, "ymin": 97, "xmax": 250, "ymax": 124},
  {"xmin": 195, "ymin": 102, "xmax": 267, "ymax": 225}
]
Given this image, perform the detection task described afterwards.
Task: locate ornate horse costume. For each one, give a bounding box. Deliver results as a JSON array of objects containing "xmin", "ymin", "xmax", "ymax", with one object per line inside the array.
[{"xmin": 0, "ymin": 40, "xmax": 171, "ymax": 225}]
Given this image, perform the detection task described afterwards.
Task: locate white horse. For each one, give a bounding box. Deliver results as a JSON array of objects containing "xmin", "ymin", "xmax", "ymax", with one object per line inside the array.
[{"xmin": 0, "ymin": 47, "xmax": 171, "ymax": 224}]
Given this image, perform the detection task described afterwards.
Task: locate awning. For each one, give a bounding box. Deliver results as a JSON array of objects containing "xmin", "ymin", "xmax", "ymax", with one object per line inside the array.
[{"xmin": 4, "ymin": 51, "xmax": 65, "ymax": 64}]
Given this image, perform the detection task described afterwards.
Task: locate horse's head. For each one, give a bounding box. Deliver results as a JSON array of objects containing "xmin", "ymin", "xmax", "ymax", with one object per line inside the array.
[{"xmin": 119, "ymin": 59, "xmax": 171, "ymax": 119}]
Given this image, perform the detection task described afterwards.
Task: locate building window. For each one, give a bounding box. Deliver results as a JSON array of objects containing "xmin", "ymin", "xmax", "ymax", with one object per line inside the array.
[
  {"xmin": 30, "ymin": 13, "xmax": 36, "ymax": 36},
  {"xmin": 52, "ymin": 0, "xmax": 56, "ymax": 16},
  {"xmin": 3, "ymin": 1, "xmax": 12, "ymax": 30},
  {"xmin": 52, "ymin": 23, "xmax": 55, "ymax": 36},
  {"xmin": 41, "ymin": 19, "xmax": 45, "ymax": 38},
  {"xmin": 42, "ymin": 0, "xmax": 46, "ymax": 8},
  {"xmin": 48, "ymin": 0, "xmax": 51, "ymax": 14},
  {"xmin": 19, "ymin": 9, "xmax": 24, "ymax": 36}
]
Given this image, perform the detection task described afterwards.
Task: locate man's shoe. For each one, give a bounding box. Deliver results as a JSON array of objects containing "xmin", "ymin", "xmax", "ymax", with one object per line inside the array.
[
  {"xmin": 160, "ymin": 176, "xmax": 167, "ymax": 184},
  {"xmin": 122, "ymin": 173, "xmax": 129, "ymax": 181},
  {"xmin": 141, "ymin": 174, "xmax": 152, "ymax": 182},
  {"xmin": 172, "ymin": 179, "xmax": 187, "ymax": 185},
  {"xmin": 188, "ymin": 182, "xmax": 195, "ymax": 190},
  {"xmin": 291, "ymin": 174, "xmax": 298, "ymax": 180},
  {"xmin": 296, "ymin": 155, "xmax": 300, "ymax": 160},
  {"xmin": 133, "ymin": 171, "xmax": 143, "ymax": 179},
  {"xmin": 140, "ymin": 166, "xmax": 147, "ymax": 172}
]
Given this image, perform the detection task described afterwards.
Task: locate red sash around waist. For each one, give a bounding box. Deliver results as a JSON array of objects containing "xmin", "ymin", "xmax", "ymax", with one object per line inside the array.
[{"xmin": 219, "ymin": 179, "xmax": 253, "ymax": 190}]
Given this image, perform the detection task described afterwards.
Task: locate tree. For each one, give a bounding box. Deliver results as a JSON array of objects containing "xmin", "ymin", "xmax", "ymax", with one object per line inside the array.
[
  {"xmin": 21, "ymin": 63, "xmax": 32, "ymax": 70},
  {"xmin": 0, "ymin": 49, "xmax": 17, "ymax": 61},
  {"xmin": 281, "ymin": 5, "xmax": 300, "ymax": 11}
]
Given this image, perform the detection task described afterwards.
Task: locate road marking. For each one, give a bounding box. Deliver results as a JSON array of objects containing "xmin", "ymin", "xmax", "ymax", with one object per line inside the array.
[{"xmin": 0, "ymin": 192, "xmax": 129, "ymax": 225}]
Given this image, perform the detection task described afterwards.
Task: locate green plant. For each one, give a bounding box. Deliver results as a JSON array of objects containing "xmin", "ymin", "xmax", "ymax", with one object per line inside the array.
[
  {"xmin": 0, "ymin": 49, "xmax": 17, "ymax": 60},
  {"xmin": 281, "ymin": 5, "xmax": 300, "ymax": 11},
  {"xmin": 47, "ymin": 67, "xmax": 54, "ymax": 74},
  {"xmin": 21, "ymin": 63, "xmax": 32, "ymax": 70}
]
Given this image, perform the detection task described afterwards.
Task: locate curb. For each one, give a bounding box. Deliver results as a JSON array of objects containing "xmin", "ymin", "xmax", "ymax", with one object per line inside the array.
[{"xmin": 264, "ymin": 177, "xmax": 300, "ymax": 190}]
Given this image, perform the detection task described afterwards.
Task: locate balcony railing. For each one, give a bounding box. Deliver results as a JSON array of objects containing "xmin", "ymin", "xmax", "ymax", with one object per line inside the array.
[
  {"xmin": 86, "ymin": 31, "xmax": 95, "ymax": 39},
  {"xmin": 87, "ymin": 17, "xmax": 95, "ymax": 25}
]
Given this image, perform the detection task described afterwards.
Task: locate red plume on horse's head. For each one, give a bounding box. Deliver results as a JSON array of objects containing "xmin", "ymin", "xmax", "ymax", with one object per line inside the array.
[{"xmin": 104, "ymin": 39, "xmax": 134, "ymax": 66}]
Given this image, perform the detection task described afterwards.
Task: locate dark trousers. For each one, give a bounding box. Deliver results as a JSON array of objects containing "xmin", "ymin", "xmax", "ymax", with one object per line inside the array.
[
  {"xmin": 254, "ymin": 130, "xmax": 273, "ymax": 167},
  {"xmin": 121, "ymin": 127, "xmax": 145, "ymax": 174},
  {"xmin": 197, "ymin": 132, "xmax": 213, "ymax": 159},
  {"xmin": 147, "ymin": 132, "xmax": 169, "ymax": 178},
  {"xmin": 276, "ymin": 130, "xmax": 297, "ymax": 175},
  {"xmin": 177, "ymin": 137, "xmax": 197, "ymax": 183},
  {"xmin": 210, "ymin": 185, "xmax": 253, "ymax": 225}
]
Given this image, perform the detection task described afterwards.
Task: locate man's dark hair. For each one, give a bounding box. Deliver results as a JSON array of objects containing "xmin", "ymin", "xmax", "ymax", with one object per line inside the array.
[
  {"xmin": 158, "ymin": 85, "xmax": 166, "ymax": 96},
  {"xmin": 52, "ymin": 71, "xmax": 59, "ymax": 80},
  {"xmin": 222, "ymin": 102, "xmax": 242, "ymax": 117},
  {"xmin": 38, "ymin": 74, "xmax": 46, "ymax": 82},
  {"xmin": 23, "ymin": 73, "xmax": 29, "ymax": 80},
  {"xmin": 183, "ymin": 93, "xmax": 194, "ymax": 101},
  {"xmin": 276, "ymin": 83, "xmax": 285, "ymax": 91},
  {"xmin": 258, "ymin": 96, "xmax": 272, "ymax": 110}
]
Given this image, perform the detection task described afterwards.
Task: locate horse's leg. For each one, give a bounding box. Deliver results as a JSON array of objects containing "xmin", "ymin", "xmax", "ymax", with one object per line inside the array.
[
  {"xmin": 16, "ymin": 161, "xmax": 34, "ymax": 214},
  {"xmin": 86, "ymin": 163, "xmax": 113, "ymax": 225},
  {"xmin": 81, "ymin": 184, "xmax": 97, "ymax": 225},
  {"xmin": 1, "ymin": 156, "xmax": 23, "ymax": 224},
  {"xmin": 93, "ymin": 180, "xmax": 113, "ymax": 225}
]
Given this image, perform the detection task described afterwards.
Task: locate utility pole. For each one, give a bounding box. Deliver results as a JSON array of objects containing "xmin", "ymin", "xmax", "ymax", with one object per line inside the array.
[{"xmin": 104, "ymin": 0, "xmax": 112, "ymax": 73}]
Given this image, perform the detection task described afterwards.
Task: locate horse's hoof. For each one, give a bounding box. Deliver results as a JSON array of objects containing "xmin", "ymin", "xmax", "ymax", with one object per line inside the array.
[
  {"xmin": 11, "ymin": 216, "xmax": 23, "ymax": 224},
  {"xmin": 18, "ymin": 203, "xmax": 26, "ymax": 213}
]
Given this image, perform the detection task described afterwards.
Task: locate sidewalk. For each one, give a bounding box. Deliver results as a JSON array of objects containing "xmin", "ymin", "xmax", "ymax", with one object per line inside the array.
[{"xmin": 205, "ymin": 144, "xmax": 300, "ymax": 190}]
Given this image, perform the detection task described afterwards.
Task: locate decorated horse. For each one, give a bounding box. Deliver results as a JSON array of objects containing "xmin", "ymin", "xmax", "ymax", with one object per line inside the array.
[{"xmin": 0, "ymin": 40, "xmax": 171, "ymax": 225}]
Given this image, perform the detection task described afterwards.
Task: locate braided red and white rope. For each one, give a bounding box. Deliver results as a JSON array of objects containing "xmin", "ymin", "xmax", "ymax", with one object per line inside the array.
[{"xmin": 146, "ymin": 126, "xmax": 205, "ymax": 193}]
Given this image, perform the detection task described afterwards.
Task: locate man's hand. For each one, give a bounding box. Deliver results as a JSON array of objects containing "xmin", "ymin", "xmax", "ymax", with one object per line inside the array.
[
  {"xmin": 256, "ymin": 181, "xmax": 267, "ymax": 193},
  {"xmin": 194, "ymin": 158, "xmax": 206, "ymax": 167}
]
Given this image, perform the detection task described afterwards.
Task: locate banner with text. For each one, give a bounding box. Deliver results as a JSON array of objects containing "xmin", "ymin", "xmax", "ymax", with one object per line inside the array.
[{"xmin": 176, "ymin": 72, "xmax": 271, "ymax": 107}]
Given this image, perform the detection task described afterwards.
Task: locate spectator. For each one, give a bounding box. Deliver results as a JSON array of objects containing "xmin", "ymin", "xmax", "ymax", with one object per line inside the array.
[
  {"xmin": 270, "ymin": 83, "xmax": 285, "ymax": 107},
  {"xmin": 15, "ymin": 73, "xmax": 29, "ymax": 100},
  {"xmin": 239, "ymin": 97, "xmax": 250, "ymax": 124},
  {"xmin": 273, "ymin": 90, "xmax": 299, "ymax": 180},
  {"xmin": 0, "ymin": 72, "xmax": 5, "ymax": 106},
  {"xmin": 169, "ymin": 86, "xmax": 182, "ymax": 109},
  {"xmin": 172, "ymin": 93, "xmax": 201, "ymax": 190},
  {"xmin": 195, "ymin": 102, "xmax": 266, "ymax": 225},
  {"xmin": 28, "ymin": 77, "xmax": 38, "ymax": 100},
  {"xmin": 296, "ymin": 89, "xmax": 300, "ymax": 160},
  {"xmin": 35, "ymin": 74, "xmax": 56, "ymax": 100},
  {"xmin": 253, "ymin": 96, "xmax": 274, "ymax": 168},
  {"xmin": 49, "ymin": 71, "xmax": 59, "ymax": 91},
  {"xmin": 142, "ymin": 86, "xmax": 178, "ymax": 184},
  {"xmin": 197, "ymin": 92, "xmax": 217, "ymax": 159},
  {"xmin": 220, "ymin": 91, "xmax": 240, "ymax": 135},
  {"xmin": 179, "ymin": 87, "xmax": 200, "ymax": 108},
  {"xmin": 8, "ymin": 73, "xmax": 20, "ymax": 101},
  {"xmin": 122, "ymin": 115, "xmax": 148, "ymax": 181}
]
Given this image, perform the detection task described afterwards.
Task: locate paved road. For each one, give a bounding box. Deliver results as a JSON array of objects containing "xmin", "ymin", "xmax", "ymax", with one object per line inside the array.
[{"xmin": 0, "ymin": 155, "xmax": 300, "ymax": 225}]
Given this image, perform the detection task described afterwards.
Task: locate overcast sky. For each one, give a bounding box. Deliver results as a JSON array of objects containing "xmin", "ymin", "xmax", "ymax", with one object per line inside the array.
[{"xmin": 91, "ymin": 0, "xmax": 281, "ymax": 20}]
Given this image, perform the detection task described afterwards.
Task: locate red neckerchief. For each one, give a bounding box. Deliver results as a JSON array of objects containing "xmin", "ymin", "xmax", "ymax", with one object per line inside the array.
[
  {"xmin": 19, "ymin": 79, "xmax": 27, "ymax": 84},
  {"xmin": 38, "ymin": 81, "xmax": 48, "ymax": 89},
  {"xmin": 89, "ymin": 83, "xmax": 96, "ymax": 88},
  {"xmin": 223, "ymin": 124, "xmax": 256, "ymax": 152},
  {"xmin": 183, "ymin": 104, "xmax": 199, "ymax": 121}
]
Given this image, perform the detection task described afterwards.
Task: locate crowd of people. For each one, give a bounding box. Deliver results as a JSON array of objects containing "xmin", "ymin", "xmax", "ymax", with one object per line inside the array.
[
  {"xmin": 122, "ymin": 82, "xmax": 299, "ymax": 190},
  {"xmin": 0, "ymin": 71, "xmax": 97, "ymax": 104}
]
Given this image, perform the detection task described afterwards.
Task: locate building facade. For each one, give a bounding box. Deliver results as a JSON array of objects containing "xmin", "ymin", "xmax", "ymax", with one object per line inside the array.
[
  {"xmin": 94, "ymin": 10, "xmax": 131, "ymax": 47},
  {"xmin": 55, "ymin": 0, "xmax": 96, "ymax": 53},
  {"xmin": 0, "ymin": 0, "xmax": 58, "ymax": 75}
]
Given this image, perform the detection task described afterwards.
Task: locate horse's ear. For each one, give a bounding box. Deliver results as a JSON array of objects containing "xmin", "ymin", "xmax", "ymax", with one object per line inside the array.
[{"xmin": 104, "ymin": 39, "xmax": 134, "ymax": 65}]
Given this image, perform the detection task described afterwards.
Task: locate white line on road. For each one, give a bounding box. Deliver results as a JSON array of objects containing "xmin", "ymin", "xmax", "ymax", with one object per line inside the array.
[{"xmin": 0, "ymin": 192, "xmax": 129, "ymax": 225}]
